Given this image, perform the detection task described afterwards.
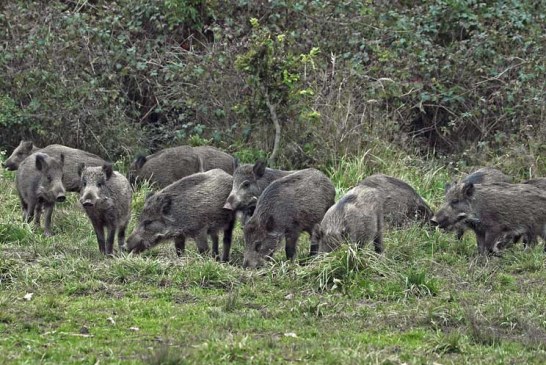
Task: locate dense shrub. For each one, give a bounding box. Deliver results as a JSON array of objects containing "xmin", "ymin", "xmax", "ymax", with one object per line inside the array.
[{"xmin": 0, "ymin": 1, "xmax": 544, "ymax": 171}]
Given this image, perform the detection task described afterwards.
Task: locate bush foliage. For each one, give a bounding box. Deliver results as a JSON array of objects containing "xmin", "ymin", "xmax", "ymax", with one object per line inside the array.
[{"xmin": 1, "ymin": 0, "xmax": 544, "ymax": 170}]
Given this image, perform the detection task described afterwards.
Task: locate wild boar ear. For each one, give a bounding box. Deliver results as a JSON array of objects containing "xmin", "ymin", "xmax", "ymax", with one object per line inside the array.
[
  {"xmin": 161, "ymin": 196, "xmax": 173, "ymax": 215},
  {"xmin": 462, "ymin": 182, "xmax": 475, "ymax": 198},
  {"xmin": 35, "ymin": 153, "xmax": 46, "ymax": 171},
  {"xmin": 253, "ymin": 161, "xmax": 266, "ymax": 178},
  {"xmin": 59, "ymin": 153, "xmax": 65, "ymax": 167},
  {"xmin": 22, "ymin": 141, "xmax": 34, "ymax": 152},
  {"xmin": 135, "ymin": 155, "xmax": 147, "ymax": 169},
  {"xmin": 102, "ymin": 163, "xmax": 113, "ymax": 180},
  {"xmin": 77, "ymin": 163, "xmax": 86, "ymax": 177},
  {"xmin": 232, "ymin": 157, "xmax": 240, "ymax": 171},
  {"xmin": 265, "ymin": 215, "xmax": 275, "ymax": 232}
]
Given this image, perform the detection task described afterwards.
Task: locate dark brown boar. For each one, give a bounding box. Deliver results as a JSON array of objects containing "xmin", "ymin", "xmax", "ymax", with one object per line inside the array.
[
  {"xmin": 314, "ymin": 184, "xmax": 384, "ymax": 254},
  {"xmin": 127, "ymin": 145, "xmax": 234, "ymax": 189},
  {"xmin": 223, "ymin": 161, "xmax": 293, "ymax": 220},
  {"xmin": 79, "ymin": 163, "xmax": 132, "ymax": 255},
  {"xmin": 431, "ymin": 182, "xmax": 546, "ymax": 254},
  {"xmin": 16, "ymin": 153, "xmax": 66, "ymax": 236},
  {"xmin": 125, "ymin": 169, "xmax": 235, "ymax": 261},
  {"xmin": 359, "ymin": 174, "xmax": 433, "ymax": 227},
  {"xmin": 243, "ymin": 168, "xmax": 335, "ymax": 268}
]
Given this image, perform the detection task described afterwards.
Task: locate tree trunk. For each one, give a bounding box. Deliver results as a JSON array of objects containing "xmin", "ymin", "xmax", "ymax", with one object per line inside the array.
[{"xmin": 262, "ymin": 87, "xmax": 281, "ymax": 166}]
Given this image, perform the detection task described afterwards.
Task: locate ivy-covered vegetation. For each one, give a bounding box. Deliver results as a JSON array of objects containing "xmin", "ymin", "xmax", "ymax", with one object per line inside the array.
[{"xmin": 1, "ymin": 0, "xmax": 544, "ymax": 171}]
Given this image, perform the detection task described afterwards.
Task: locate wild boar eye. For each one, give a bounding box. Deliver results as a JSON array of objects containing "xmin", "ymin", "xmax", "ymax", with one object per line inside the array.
[
  {"xmin": 450, "ymin": 199, "xmax": 459, "ymax": 206},
  {"xmin": 82, "ymin": 180, "xmax": 87, "ymax": 187},
  {"xmin": 47, "ymin": 175, "xmax": 53, "ymax": 182},
  {"xmin": 241, "ymin": 181, "xmax": 250, "ymax": 188}
]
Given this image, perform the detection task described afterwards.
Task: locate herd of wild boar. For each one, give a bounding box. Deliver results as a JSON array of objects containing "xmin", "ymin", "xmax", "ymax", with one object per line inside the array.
[{"xmin": 3, "ymin": 140, "xmax": 546, "ymax": 268}]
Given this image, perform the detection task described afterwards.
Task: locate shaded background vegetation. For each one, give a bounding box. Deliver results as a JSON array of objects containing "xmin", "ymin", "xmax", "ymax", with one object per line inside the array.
[{"xmin": 1, "ymin": 0, "xmax": 545, "ymax": 173}]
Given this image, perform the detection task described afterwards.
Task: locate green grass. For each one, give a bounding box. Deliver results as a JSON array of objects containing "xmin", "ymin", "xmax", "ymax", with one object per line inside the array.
[{"xmin": 2, "ymin": 149, "xmax": 546, "ymax": 364}]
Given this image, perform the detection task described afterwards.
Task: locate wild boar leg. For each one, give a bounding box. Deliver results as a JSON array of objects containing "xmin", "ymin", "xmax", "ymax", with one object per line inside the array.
[
  {"xmin": 195, "ymin": 230, "xmax": 209, "ymax": 255},
  {"xmin": 174, "ymin": 236, "xmax": 186, "ymax": 257},
  {"xmin": 43, "ymin": 203, "xmax": 55, "ymax": 237},
  {"xmin": 34, "ymin": 201, "xmax": 43, "ymax": 228},
  {"xmin": 92, "ymin": 223, "xmax": 106, "ymax": 254},
  {"xmin": 210, "ymin": 232, "xmax": 220, "ymax": 260},
  {"xmin": 118, "ymin": 223, "xmax": 127, "ymax": 250},
  {"xmin": 373, "ymin": 232, "xmax": 384, "ymax": 253},
  {"xmin": 285, "ymin": 230, "xmax": 301, "ymax": 260},
  {"xmin": 222, "ymin": 219, "xmax": 235, "ymax": 263},
  {"xmin": 105, "ymin": 225, "xmax": 116, "ymax": 255}
]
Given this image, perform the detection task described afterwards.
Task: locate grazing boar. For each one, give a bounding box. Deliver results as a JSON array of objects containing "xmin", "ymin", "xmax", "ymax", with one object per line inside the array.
[
  {"xmin": 431, "ymin": 182, "xmax": 546, "ymax": 254},
  {"xmin": 447, "ymin": 167, "xmax": 513, "ymax": 239},
  {"xmin": 243, "ymin": 168, "xmax": 335, "ymax": 268},
  {"xmin": 223, "ymin": 161, "xmax": 293, "ymax": 220},
  {"xmin": 3, "ymin": 140, "xmax": 105, "ymax": 192},
  {"xmin": 78, "ymin": 163, "xmax": 132, "ymax": 255},
  {"xmin": 16, "ymin": 153, "xmax": 66, "ymax": 236},
  {"xmin": 127, "ymin": 145, "xmax": 234, "ymax": 189},
  {"xmin": 126, "ymin": 169, "xmax": 235, "ymax": 261},
  {"xmin": 314, "ymin": 185, "xmax": 384, "ymax": 254},
  {"xmin": 3, "ymin": 140, "xmax": 39, "ymax": 170},
  {"xmin": 358, "ymin": 174, "xmax": 433, "ymax": 227}
]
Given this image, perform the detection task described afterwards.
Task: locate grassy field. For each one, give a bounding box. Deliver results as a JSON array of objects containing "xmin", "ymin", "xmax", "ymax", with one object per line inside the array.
[{"xmin": 1, "ymin": 148, "xmax": 546, "ymax": 364}]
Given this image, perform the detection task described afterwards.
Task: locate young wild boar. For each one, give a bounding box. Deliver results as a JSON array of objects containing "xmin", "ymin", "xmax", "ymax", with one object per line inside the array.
[
  {"xmin": 314, "ymin": 185, "xmax": 384, "ymax": 254},
  {"xmin": 126, "ymin": 169, "xmax": 235, "ymax": 261},
  {"xmin": 358, "ymin": 174, "xmax": 433, "ymax": 228},
  {"xmin": 127, "ymin": 145, "xmax": 234, "ymax": 189},
  {"xmin": 3, "ymin": 140, "xmax": 105, "ymax": 192},
  {"xmin": 78, "ymin": 163, "xmax": 132, "ymax": 255},
  {"xmin": 243, "ymin": 168, "xmax": 335, "ymax": 268},
  {"xmin": 446, "ymin": 167, "xmax": 513, "ymax": 240},
  {"xmin": 2, "ymin": 140, "xmax": 39, "ymax": 170},
  {"xmin": 16, "ymin": 153, "xmax": 66, "ymax": 236},
  {"xmin": 431, "ymin": 181, "xmax": 546, "ymax": 254},
  {"xmin": 223, "ymin": 161, "xmax": 293, "ymax": 220}
]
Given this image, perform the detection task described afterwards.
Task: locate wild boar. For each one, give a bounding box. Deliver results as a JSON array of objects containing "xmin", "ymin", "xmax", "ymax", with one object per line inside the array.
[
  {"xmin": 125, "ymin": 169, "xmax": 235, "ymax": 261},
  {"xmin": 16, "ymin": 153, "xmax": 66, "ymax": 236},
  {"xmin": 78, "ymin": 163, "xmax": 132, "ymax": 255},
  {"xmin": 3, "ymin": 140, "xmax": 39, "ymax": 170},
  {"xmin": 223, "ymin": 161, "xmax": 293, "ymax": 220},
  {"xmin": 447, "ymin": 167, "xmax": 513, "ymax": 239},
  {"xmin": 431, "ymin": 182, "xmax": 546, "ymax": 254},
  {"xmin": 314, "ymin": 185, "xmax": 384, "ymax": 254},
  {"xmin": 127, "ymin": 145, "xmax": 234, "ymax": 189},
  {"xmin": 243, "ymin": 168, "xmax": 335, "ymax": 268},
  {"xmin": 358, "ymin": 174, "xmax": 433, "ymax": 227},
  {"xmin": 3, "ymin": 140, "xmax": 105, "ymax": 192}
]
